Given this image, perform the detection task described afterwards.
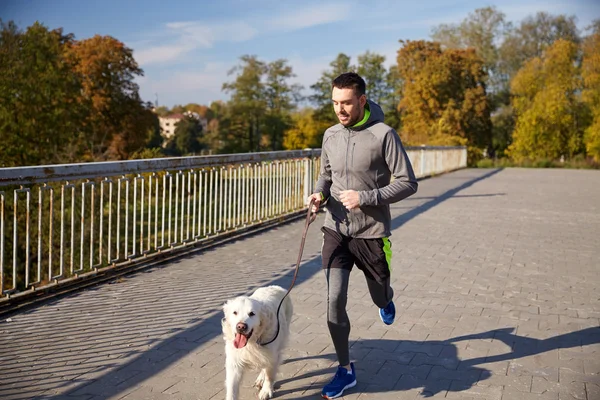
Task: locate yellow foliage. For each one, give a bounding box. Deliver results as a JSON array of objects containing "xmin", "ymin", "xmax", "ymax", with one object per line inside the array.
[
  {"xmin": 283, "ymin": 108, "xmax": 330, "ymax": 150},
  {"xmin": 582, "ymin": 33, "xmax": 600, "ymax": 161},
  {"xmin": 396, "ymin": 40, "xmax": 491, "ymax": 151},
  {"xmin": 584, "ymin": 121, "xmax": 600, "ymax": 162},
  {"xmin": 65, "ymin": 34, "xmax": 151, "ymax": 160},
  {"xmin": 508, "ymin": 39, "xmax": 583, "ymax": 161}
]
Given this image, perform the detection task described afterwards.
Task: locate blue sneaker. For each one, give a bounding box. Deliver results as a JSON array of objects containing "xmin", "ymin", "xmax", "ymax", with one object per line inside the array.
[
  {"xmin": 379, "ymin": 301, "xmax": 395, "ymax": 325},
  {"xmin": 321, "ymin": 363, "xmax": 357, "ymax": 399}
]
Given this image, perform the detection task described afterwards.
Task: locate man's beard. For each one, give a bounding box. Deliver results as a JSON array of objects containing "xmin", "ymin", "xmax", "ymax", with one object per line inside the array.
[{"xmin": 338, "ymin": 113, "xmax": 359, "ymax": 127}]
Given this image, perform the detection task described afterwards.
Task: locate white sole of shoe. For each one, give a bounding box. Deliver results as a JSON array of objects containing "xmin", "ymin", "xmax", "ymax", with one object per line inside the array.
[
  {"xmin": 379, "ymin": 310, "xmax": 394, "ymax": 325},
  {"xmin": 322, "ymin": 380, "xmax": 357, "ymax": 399}
]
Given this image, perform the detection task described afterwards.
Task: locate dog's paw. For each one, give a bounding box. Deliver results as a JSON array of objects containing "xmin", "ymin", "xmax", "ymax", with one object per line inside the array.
[
  {"xmin": 258, "ymin": 386, "xmax": 273, "ymax": 400},
  {"xmin": 254, "ymin": 371, "xmax": 265, "ymax": 390}
]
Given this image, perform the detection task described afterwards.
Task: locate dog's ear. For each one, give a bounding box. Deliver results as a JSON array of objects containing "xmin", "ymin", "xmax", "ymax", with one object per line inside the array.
[
  {"xmin": 221, "ymin": 300, "xmax": 235, "ymax": 340},
  {"xmin": 222, "ymin": 301, "xmax": 229, "ymax": 318}
]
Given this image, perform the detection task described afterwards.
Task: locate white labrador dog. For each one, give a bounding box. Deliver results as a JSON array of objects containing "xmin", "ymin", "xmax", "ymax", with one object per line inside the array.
[{"xmin": 221, "ymin": 285, "xmax": 293, "ymax": 400}]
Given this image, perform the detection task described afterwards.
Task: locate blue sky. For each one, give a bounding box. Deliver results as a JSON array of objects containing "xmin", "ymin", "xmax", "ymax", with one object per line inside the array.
[{"xmin": 2, "ymin": 0, "xmax": 599, "ymax": 108}]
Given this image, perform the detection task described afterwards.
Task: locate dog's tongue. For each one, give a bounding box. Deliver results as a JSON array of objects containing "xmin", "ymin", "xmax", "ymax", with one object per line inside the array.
[{"xmin": 234, "ymin": 333, "xmax": 248, "ymax": 349}]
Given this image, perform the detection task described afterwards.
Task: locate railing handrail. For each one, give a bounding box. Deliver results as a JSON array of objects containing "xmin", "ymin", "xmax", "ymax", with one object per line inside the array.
[
  {"xmin": 0, "ymin": 146, "xmax": 466, "ymax": 186},
  {"xmin": 0, "ymin": 149, "xmax": 323, "ymax": 186}
]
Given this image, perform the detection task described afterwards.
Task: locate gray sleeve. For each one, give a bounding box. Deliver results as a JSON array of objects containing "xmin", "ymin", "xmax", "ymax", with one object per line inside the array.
[
  {"xmin": 359, "ymin": 129, "xmax": 418, "ymax": 206},
  {"xmin": 313, "ymin": 142, "xmax": 332, "ymax": 200}
]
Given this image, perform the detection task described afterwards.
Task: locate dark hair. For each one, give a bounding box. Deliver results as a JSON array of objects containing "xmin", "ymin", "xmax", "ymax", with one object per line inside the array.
[{"xmin": 332, "ymin": 72, "xmax": 366, "ymax": 97}]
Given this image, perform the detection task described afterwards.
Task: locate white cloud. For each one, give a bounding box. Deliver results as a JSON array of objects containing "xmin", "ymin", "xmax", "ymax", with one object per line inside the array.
[
  {"xmin": 132, "ymin": 2, "xmax": 352, "ymax": 67},
  {"xmin": 134, "ymin": 43, "xmax": 195, "ymax": 66},
  {"xmin": 132, "ymin": 20, "xmax": 258, "ymax": 66},
  {"xmin": 268, "ymin": 3, "xmax": 352, "ymax": 31},
  {"xmin": 165, "ymin": 20, "xmax": 258, "ymax": 46}
]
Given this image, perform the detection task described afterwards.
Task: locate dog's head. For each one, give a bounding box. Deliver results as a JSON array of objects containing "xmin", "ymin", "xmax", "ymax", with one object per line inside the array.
[{"xmin": 222, "ymin": 296, "xmax": 263, "ymax": 349}]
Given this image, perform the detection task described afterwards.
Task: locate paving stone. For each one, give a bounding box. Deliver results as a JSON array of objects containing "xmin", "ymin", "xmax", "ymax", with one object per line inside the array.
[{"xmin": 1, "ymin": 168, "xmax": 599, "ymax": 400}]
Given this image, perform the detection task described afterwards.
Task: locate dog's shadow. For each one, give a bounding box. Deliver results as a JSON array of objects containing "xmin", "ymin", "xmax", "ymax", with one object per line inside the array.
[{"xmin": 274, "ymin": 326, "xmax": 600, "ymax": 398}]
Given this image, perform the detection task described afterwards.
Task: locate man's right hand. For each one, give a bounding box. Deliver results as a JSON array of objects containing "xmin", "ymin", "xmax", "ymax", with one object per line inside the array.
[{"xmin": 306, "ymin": 193, "xmax": 322, "ymax": 213}]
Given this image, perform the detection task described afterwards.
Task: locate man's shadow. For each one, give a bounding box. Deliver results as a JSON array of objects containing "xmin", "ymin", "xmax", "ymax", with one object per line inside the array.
[{"xmin": 276, "ymin": 326, "xmax": 600, "ymax": 398}]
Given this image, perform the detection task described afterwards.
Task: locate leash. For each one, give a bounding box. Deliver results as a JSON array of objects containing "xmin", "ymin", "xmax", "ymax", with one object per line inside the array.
[{"xmin": 259, "ymin": 198, "xmax": 317, "ymax": 346}]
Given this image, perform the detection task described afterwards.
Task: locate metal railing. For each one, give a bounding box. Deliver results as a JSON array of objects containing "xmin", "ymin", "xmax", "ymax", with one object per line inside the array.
[{"xmin": 0, "ymin": 146, "xmax": 466, "ymax": 303}]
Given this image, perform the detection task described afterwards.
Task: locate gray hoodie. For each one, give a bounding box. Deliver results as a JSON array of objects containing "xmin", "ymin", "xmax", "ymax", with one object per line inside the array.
[{"xmin": 314, "ymin": 100, "xmax": 418, "ymax": 238}]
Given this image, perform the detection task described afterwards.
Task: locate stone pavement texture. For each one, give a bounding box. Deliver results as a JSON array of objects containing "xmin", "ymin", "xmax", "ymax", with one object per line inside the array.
[{"xmin": 1, "ymin": 168, "xmax": 599, "ymax": 400}]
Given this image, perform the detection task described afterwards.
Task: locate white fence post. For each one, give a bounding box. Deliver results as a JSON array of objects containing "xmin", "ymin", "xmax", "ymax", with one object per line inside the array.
[
  {"xmin": 303, "ymin": 149, "xmax": 314, "ymax": 201},
  {"xmin": 420, "ymin": 146, "xmax": 426, "ymax": 177}
]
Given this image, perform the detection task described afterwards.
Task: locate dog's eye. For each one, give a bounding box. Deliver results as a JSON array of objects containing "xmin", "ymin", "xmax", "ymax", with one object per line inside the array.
[
  {"xmin": 233, "ymin": 311, "xmax": 237, "ymax": 315},
  {"xmin": 248, "ymin": 312, "xmax": 255, "ymax": 317}
]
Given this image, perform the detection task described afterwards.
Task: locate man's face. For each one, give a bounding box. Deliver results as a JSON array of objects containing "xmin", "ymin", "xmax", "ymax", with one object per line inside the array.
[{"xmin": 332, "ymin": 87, "xmax": 366, "ymax": 127}]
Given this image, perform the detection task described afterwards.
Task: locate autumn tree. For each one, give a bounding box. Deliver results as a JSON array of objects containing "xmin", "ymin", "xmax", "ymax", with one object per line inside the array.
[
  {"xmin": 581, "ymin": 28, "xmax": 600, "ymax": 161},
  {"xmin": 283, "ymin": 108, "xmax": 330, "ymax": 150},
  {"xmin": 499, "ymin": 12, "xmax": 580, "ymax": 83},
  {"xmin": 431, "ymin": 8, "xmax": 583, "ymax": 158},
  {"xmin": 0, "ymin": 21, "xmax": 86, "ymax": 166},
  {"xmin": 397, "ymin": 40, "xmax": 492, "ymax": 158},
  {"xmin": 508, "ymin": 39, "xmax": 584, "ymax": 161},
  {"xmin": 431, "ymin": 7, "xmax": 513, "ymax": 157},
  {"xmin": 431, "ymin": 6, "xmax": 510, "ymax": 95},
  {"xmin": 67, "ymin": 34, "xmax": 154, "ymax": 160}
]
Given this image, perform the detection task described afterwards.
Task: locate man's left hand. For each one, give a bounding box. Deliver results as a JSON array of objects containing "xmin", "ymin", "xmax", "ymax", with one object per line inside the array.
[{"xmin": 340, "ymin": 190, "xmax": 360, "ymax": 210}]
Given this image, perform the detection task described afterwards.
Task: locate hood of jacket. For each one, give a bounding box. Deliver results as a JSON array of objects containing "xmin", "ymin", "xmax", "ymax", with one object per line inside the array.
[{"xmin": 347, "ymin": 100, "xmax": 385, "ymax": 131}]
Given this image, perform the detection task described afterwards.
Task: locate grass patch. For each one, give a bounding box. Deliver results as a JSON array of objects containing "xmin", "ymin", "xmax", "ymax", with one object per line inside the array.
[{"xmin": 476, "ymin": 156, "xmax": 600, "ymax": 170}]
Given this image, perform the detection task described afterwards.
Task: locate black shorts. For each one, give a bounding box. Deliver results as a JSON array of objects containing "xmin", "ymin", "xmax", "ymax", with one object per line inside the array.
[{"xmin": 321, "ymin": 226, "xmax": 392, "ymax": 283}]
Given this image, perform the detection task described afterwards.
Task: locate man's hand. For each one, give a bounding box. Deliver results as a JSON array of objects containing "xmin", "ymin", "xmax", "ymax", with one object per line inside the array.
[
  {"xmin": 306, "ymin": 193, "xmax": 322, "ymax": 213},
  {"xmin": 340, "ymin": 190, "xmax": 360, "ymax": 210}
]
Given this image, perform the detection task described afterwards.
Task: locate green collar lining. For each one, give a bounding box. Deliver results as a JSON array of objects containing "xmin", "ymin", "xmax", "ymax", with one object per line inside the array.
[{"xmin": 352, "ymin": 104, "xmax": 370, "ymax": 128}]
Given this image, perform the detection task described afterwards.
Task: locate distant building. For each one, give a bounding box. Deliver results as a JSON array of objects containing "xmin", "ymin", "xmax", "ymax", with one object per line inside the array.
[
  {"xmin": 158, "ymin": 113, "xmax": 184, "ymax": 139},
  {"xmin": 158, "ymin": 111, "xmax": 208, "ymax": 140}
]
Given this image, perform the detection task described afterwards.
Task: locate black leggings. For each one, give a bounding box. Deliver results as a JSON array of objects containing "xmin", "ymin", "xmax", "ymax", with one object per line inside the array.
[{"xmin": 321, "ymin": 227, "xmax": 394, "ymax": 366}]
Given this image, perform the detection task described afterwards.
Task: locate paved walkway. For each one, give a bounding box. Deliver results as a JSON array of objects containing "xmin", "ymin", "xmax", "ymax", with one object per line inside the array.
[{"xmin": 1, "ymin": 168, "xmax": 599, "ymax": 400}]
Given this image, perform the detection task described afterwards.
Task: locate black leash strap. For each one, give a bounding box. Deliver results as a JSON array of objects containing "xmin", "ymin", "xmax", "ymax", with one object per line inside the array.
[{"xmin": 259, "ymin": 198, "xmax": 317, "ymax": 346}]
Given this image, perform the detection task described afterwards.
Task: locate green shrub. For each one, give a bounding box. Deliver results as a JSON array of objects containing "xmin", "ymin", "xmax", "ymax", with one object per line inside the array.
[
  {"xmin": 474, "ymin": 155, "xmax": 600, "ymax": 169},
  {"xmin": 532, "ymin": 159, "xmax": 554, "ymax": 168},
  {"xmin": 476, "ymin": 159, "xmax": 495, "ymax": 168}
]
